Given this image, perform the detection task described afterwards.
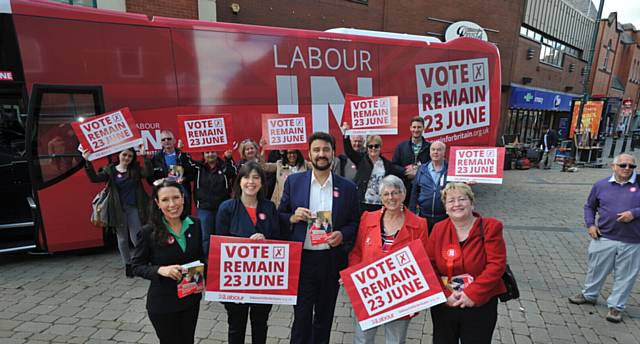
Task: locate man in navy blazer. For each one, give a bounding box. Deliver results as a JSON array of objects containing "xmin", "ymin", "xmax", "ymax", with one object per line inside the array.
[{"xmin": 279, "ymin": 132, "xmax": 359, "ymax": 344}]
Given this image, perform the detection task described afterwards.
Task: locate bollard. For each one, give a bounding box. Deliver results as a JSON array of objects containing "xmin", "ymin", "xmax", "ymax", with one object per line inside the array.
[
  {"xmin": 620, "ymin": 135, "xmax": 628, "ymax": 154},
  {"xmin": 609, "ymin": 138, "xmax": 617, "ymax": 158}
]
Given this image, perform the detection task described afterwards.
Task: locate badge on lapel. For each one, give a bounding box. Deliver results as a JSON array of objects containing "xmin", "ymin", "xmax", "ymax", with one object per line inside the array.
[{"xmin": 258, "ymin": 213, "xmax": 267, "ymax": 220}]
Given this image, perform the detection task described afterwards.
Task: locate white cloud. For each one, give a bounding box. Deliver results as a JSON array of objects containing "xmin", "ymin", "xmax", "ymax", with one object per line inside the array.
[{"xmin": 599, "ymin": 0, "xmax": 640, "ymax": 28}]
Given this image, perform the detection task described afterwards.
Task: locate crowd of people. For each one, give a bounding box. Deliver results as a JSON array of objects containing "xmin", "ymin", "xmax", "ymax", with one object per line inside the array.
[{"xmin": 83, "ymin": 116, "xmax": 573, "ymax": 344}]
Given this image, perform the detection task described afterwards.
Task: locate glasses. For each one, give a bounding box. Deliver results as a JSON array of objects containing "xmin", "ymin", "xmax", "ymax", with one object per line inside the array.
[
  {"xmin": 446, "ymin": 197, "xmax": 470, "ymax": 205},
  {"xmin": 367, "ymin": 144, "xmax": 381, "ymax": 149},
  {"xmin": 161, "ymin": 137, "xmax": 173, "ymax": 142},
  {"xmin": 617, "ymin": 164, "xmax": 637, "ymax": 169},
  {"xmin": 381, "ymin": 191, "xmax": 402, "ymax": 198}
]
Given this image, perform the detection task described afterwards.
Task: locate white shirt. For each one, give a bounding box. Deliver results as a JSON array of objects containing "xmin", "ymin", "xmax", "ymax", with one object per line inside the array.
[{"xmin": 304, "ymin": 172, "xmax": 333, "ymax": 250}]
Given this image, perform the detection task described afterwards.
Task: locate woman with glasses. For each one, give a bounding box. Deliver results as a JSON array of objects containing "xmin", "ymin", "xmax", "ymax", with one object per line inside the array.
[
  {"xmin": 82, "ymin": 145, "xmax": 151, "ymax": 277},
  {"xmin": 131, "ymin": 179, "xmax": 204, "ymax": 344},
  {"xmin": 342, "ymin": 123, "xmax": 404, "ymax": 213},
  {"xmin": 425, "ymin": 183, "xmax": 507, "ymax": 344},
  {"xmin": 348, "ymin": 175, "xmax": 428, "ymax": 344},
  {"xmin": 216, "ymin": 162, "xmax": 282, "ymax": 344}
]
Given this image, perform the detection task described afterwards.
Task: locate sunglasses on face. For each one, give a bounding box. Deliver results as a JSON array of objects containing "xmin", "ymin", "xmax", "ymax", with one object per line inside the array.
[
  {"xmin": 367, "ymin": 144, "xmax": 381, "ymax": 149},
  {"xmin": 161, "ymin": 137, "xmax": 173, "ymax": 142},
  {"xmin": 617, "ymin": 164, "xmax": 637, "ymax": 169}
]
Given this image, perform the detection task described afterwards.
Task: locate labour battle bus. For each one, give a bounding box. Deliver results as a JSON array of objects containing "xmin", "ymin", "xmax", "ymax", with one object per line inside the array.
[{"xmin": 0, "ymin": 0, "xmax": 501, "ymax": 253}]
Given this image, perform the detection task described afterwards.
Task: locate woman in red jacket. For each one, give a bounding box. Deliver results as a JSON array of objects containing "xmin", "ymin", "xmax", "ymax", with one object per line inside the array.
[
  {"xmin": 349, "ymin": 175, "xmax": 428, "ymax": 344},
  {"xmin": 426, "ymin": 183, "xmax": 506, "ymax": 344}
]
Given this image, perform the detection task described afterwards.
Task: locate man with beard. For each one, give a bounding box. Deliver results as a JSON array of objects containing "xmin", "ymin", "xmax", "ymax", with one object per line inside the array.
[{"xmin": 279, "ymin": 132, "xmax": 359, "ymax": 344}]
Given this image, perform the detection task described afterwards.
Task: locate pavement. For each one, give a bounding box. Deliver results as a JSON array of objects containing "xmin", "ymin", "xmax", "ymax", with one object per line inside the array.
[{"xmin": 2, "ymin": 140, "xmax": 640, "ymax": 343}]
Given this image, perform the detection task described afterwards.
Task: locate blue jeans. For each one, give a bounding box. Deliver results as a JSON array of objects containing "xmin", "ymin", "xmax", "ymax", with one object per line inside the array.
[
  {"xmin": 353, "ymin": 317, "xmax": 410, "ymax": 344},
  {"xmin": 196, "ymin": 208, "xmax": 216, "ymax": 261},
  {"xmin": 582, "ymin": 238, "xmax": 640, "ymax": 310}
]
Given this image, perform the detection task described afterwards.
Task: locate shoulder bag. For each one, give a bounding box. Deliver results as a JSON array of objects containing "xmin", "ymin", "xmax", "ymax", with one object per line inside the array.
[
  {"xmin": 91, "ymin": 186, "xmax": 111, "ymax": 228},
  {"xmin": 478, "ymin": 219, "xmax": 519, "ymax": 302}
]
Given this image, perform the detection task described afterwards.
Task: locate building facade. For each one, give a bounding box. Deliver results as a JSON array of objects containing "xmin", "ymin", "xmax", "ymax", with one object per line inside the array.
[{"xmin": 590, "ymin": 12, "xmax": 640, "ymax": 136}]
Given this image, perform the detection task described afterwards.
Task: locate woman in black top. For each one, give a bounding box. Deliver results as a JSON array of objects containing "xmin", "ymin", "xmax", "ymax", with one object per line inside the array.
[
  {"xmin": 216, "ymin": 162, "xmax": 282, "ymax": 344},
  {"xmin": 341, "ymin": 124, "xmax": 404, "ymax": 214},
  {"xmin": 131, "ymin": 179, "xmax": 204, "ymax": 344},
  {"xmin": 83, "ymin": 145, "xmax": 151, "ymax": 277},
  {"xmin": 193, "ymin": 150, "xmax": 236, "ymax": 258}
]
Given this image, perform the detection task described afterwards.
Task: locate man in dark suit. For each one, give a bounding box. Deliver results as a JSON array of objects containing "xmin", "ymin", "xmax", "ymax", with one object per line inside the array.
[{"xmin": 279, "ymin": 132, "xmax": 359, "ymax": 344}]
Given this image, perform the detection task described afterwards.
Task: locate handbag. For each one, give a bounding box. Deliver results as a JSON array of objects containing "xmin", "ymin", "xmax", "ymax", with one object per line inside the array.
[
  {"xmin": 478, "ymin": 219, "xmax": 519, "ymax": 302},
  {"xmin": 91, "ymin": 186, "xmax": 111, "ymax": 227}
]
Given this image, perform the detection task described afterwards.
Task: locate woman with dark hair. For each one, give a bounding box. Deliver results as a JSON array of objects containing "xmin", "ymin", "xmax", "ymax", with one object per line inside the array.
[
  {"xmin": 82, "ymin": 145, "xmax": 151, "ymax": 277},
  {"xmin": 131, "ymin": 179, "xmax": 203, "ymax": 344},
  {"xmin": 216, "ymin": 161, "xmax": 282, "ymax": 344},
  {"xmin": 259, "ymin": 147, "xmax": 309, "ymax": 207}
]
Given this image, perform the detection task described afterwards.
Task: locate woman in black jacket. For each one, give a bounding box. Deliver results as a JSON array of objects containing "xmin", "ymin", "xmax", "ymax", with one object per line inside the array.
[
  {"xmin": 216, "ymin": 162, "xmax": 282, "ymax": 344},
  {"xmin": 132, "ymin": 179, "xmax": 204, "ymax": 344},
  {"xmin": 83, "ymin": 145, "xmax": 151, "ymax": 277},
  {"xmin": 342, "ymin": 124, "xmax": 405, "ymax": 214},
  {"xmin": 193, "ymin": 150, "xmax": 236, "ymax": 257}
]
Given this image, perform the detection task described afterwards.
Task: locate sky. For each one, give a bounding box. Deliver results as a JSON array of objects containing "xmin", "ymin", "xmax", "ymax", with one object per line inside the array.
[{"xmin": 598, "ymin": 0, "xmax": 640, "ymax": 28}]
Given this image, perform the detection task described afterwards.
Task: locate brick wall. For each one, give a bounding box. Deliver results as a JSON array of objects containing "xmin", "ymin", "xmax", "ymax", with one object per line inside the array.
[{"xmin": 126, "ymin": 0, "xmax": 198, "ymax": 20}]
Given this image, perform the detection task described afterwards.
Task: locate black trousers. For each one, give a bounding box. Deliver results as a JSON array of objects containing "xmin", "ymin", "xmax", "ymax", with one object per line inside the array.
[
  {"xmin": 223, "ymin": 303, "xmax": 272, "ymax": 344},
  {"xmin": 430, "ymin": 297, "xmax": 498, "ymax": 344},
  {"xmin": 426, "ymin": 214, "xmax": 448, "ymax": 235},
  {"xmin": 290, "ymin": 250, "xmax": 341, "ymax": 344},
  {"xmin": 148, "ymin": 303, "xmax": 200, "ymax": 344}
]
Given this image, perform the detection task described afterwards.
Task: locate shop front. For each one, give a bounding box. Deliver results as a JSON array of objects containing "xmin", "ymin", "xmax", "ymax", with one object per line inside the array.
[{"xmin": 504, "ymin": 84, "xmax": 579, "ymax": 144}]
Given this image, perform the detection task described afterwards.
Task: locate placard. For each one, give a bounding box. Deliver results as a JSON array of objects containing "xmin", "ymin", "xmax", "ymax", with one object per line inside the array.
[
  {"xmin": 416, "ymin": 58, "xmax": 491, "ymax": 139},
  {"xmin": 205, "ymin": 236, "xmax": 302, "ymax": 305},
  {"xmin": 261, "ymin": 113, "xmax": 312, "ymax": 150},
  {"xmin": 447, "ymin": 146, "xmax": 505, "ymax": 184},
  {"xmin": 341, "ymin": 240, "xmax": 446, "ymax": 331},
  {"xmin": 177, "ymin": 114, "xmax": 233, "ymax": 152},
  {"xmin": 71, "ymin": 107, "xmax": 142, "ymax": 161},
  {"xmin": 343, "ymin": 94, "xmax": 398, "ymax": 136}
]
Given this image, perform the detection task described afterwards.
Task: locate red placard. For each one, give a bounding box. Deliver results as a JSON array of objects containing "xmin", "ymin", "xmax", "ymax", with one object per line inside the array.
[
  {"xmin": 261, "ymin": 113, "xmax": 312, "ymax": 150},
  {"xmin": 343, "ymin": 94, "xmax": 398, "ymax": 136},
  {"xmin": 340, "ymin": 240, "xmax": 446, "ymax": 331},
  {"xmin": 205, "ymin": 236, "xmax": 302, "ymax": 305},
  {"xmin": 177, "ymin": 114, "xmax": 233, "ymax": 152},
  {"xmin": 71, "ymin": 107, "xmax": 142, "ymax": 161},
  {"xmin": 447, "ymin": 146, "xmax": 505, "ymax": 184}
]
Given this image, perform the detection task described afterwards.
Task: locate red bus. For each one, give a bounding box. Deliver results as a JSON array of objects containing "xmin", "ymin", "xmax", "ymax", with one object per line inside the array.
[{"xmin": 0, "ymin": 0, "xmax": 501, "ymax": 253}]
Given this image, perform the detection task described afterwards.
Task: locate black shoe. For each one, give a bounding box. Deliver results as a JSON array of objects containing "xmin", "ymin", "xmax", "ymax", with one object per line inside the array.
[{"xmin": 125, "ymin": 264, "xmax": 133, "ymax": 278}]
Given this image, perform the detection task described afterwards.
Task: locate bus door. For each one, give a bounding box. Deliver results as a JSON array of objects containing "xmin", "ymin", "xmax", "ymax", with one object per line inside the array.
[
  {"xmin": 26, "ymin": 85, "xmax": 106, "ymax": 252},
  {"xmin": 0, "ymin": 81, "xmax": 35, "ymax": 253}
]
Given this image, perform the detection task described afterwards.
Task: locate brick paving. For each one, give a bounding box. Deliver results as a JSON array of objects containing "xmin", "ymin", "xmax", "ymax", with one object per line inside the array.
[{"xmin": 2, "ymin": 144, "xmax": 640, "ymax": 343}]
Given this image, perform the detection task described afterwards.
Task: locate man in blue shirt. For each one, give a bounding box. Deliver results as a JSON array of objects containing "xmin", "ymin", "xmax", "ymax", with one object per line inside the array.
[
  {"xmin": 409, "ymin": 140, "xmax": 447, "ymax": 234},
  {"xmin": 569, "ymin": 154, "xmax": 640, "ymax": 323}
]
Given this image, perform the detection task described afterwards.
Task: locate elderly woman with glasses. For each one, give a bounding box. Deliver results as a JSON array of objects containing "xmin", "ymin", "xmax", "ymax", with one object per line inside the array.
[
  {"xmin": 342, "ymin": 123, "xmax": 404, "ymax": 213},
  {"xmin": 425, "ymin": 183, "xmax": 507, "ymax": 344},
  {"xmin": 348, "ymin": 175, "xmax": 428, "ymax": 344}
]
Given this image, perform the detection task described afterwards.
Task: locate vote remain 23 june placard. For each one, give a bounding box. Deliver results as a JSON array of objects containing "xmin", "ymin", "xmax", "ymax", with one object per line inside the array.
[
  {"xmin": 206, "ymin": 236, "xmax": 302, "ymax": 305},
  {"xmin": 341, "ymin": 240, "xmax": 445, "ymax": 331}
]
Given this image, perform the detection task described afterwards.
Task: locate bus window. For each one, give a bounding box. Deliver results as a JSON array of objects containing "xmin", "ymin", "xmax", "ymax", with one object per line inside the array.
[{"xmin": 30, "ymin": 88, "xmax": 103, "ymax": 187}]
